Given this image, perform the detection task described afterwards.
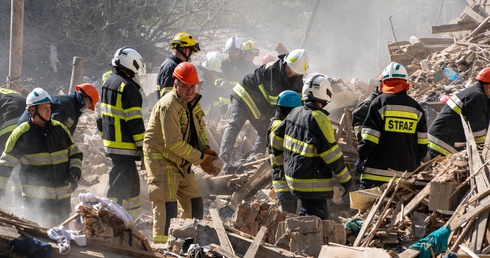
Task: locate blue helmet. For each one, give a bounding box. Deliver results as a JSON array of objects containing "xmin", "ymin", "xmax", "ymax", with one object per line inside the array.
[{"xmin": 277, "ymin": 90, "xmax": 302, "ymax": 108}]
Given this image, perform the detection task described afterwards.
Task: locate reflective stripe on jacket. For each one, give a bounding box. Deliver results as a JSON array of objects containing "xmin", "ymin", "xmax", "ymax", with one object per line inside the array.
[
  {"xmin": 357, "ymin": 91, "xmax": 428, "ymax": 173},
  {"xmin": 267, "ymin": 111, "xmax": 290, "ymax": 195},
  {"xmin": 271, "ymin": 102, "xmax": 351, "ymax": 199},
  {"xmin": 0, "ymin": 119, "xmax": 82, "ymax": 200},
  {"xmin": 100, "ymin": 71, "xmax": 145, "ymax": 157},
  {"xmin": 428, "ymin": 83, "xmax": 489, "ymax": 156},
  {"xmin": 143, "ymin": 89, "xmax": 209, "ymax": 178},
  {"xmin": 231, "ymin": 56, "xmax": 303, "ymax": 121}
]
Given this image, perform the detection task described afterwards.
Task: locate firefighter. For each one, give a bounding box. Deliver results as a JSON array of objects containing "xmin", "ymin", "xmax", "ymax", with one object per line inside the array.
[
  {"xmin": 219, "ymin": 49, "xmax": 308, "ymax": 174},
  {"xmin": 143, "ymin": 62, "xmax": 219, "ymax": 244},
  {"xmin": 98, "ymin": 46, "xmax": 146, "ymax": 219},
  {"xmin": 18, "ymin": 83, "xmax": 99, "ymax": 135},
  {"xmin": 356, "ymin": 62, "xmax": 428, "ymax": 190},
  {"xmin": 220, "ymin": 36, "xmax": 257, "ymax": 93},
  {"xmin": 267, "ymin": 90, "xmax": 302, "ymax": 214},
  {"xmin": 0, "ymin": 88, "xmax": 26, "ymax": 149},
  {"xmin": 242, "ymin": 40, "xmax": 260, "ymax": 64},
  {"xmin": 271, "ymin": 73, "xmax": 352, "ymax": 220},
  {"xmin": 195, "ymin": 51, "xmax": 223, "ymax": 114},
  {"xmin": 428, "ymin": 67, "xmax": 490, "ymax": 158},
  {"xmin": 0, "ymin": 88, "xmax": 82, "ymax": 227},
  {"xmin": 352, "ymin": 73, "xmax": 382, "ymax": 141},
  {"xmin": 156, "ymin": 32, "xmax": 200, "ymax": 100}
]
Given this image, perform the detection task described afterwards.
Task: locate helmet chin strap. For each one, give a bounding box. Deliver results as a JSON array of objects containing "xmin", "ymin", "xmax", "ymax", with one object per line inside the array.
[
  {"xmin": 29, "ymin": 106, "xmax": 50, "ymax": 124},
  {"xmin": 177, "ymin": 48, "xmax": 191, "ymax": 62}
]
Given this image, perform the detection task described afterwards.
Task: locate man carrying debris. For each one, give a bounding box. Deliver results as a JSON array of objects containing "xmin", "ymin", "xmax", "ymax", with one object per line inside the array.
[
  {"xmin": 219, "ymin": 49, "xmax": 308, "ymax": 174},
  {"xmin": 271, "ymin": 73, "xmax": 352, "ymax": 220},
  {"xmin": 98, "ymin": 46, "xmax": 146, "ymax": 219},
  {"xmin": 0, "ymin": 88, "xmax": 82, "ymax": 227},
  {"xmin": 428, "ymin": 67, "xmax": 490, "ymax": 158},
  {"xmin": 143, "ymin": 62, "xmax": 220, "ymax": 244},
  {"xmin": 355, "ymin": 62, "xmax": 428, "ymax": 189},
  {"xmin": 18, "ymin": 83, "xmax": 99, "ymax": 135},
  {"xmin": 267, "ymin": 90, "xmax": 302, "ymax": 214},
  {"xmin": 156, "ymin": 32, "xmax": 200, "ymax": 100}
]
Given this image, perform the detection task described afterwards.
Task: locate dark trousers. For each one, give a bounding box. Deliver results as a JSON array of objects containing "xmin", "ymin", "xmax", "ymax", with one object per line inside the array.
[
  {"xmin": 298, "ymin": 198, "xmax": 329, "ymax": 220},
  {"xmin": 219, "ymin": 98, "xmax": 269, "ymax": 163},
  {"xmin": 107, "ymin": 155, "xmax": 140, "ymax": 213},
  {"xmin": 277, "ymin": 191, "xmax": 299, "ymax": 214}
]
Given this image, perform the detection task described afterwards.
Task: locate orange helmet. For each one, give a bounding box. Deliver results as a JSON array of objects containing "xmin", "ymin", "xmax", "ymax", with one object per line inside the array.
[
  {"xmin": 76, "ymin": 83, "xmax": 99, "ymax": 110},
  {"xmin": 476, "ymin": 67, "xmax": 490, "ymax": 83},
  {"xmin": 172, "ymin": 62, "xmax": 199, "ymax": 85}
]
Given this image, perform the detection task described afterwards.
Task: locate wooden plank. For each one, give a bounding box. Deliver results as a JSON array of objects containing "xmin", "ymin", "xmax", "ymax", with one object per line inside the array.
[
  {"xmin": 450, "ymin": 195, "xmax": 490, "ymax": 230},
  {"xmin": 397, "ymin": 248, "xmax": 420, "ymax": 258},
  {"xmin": 431, "ymin": 22, "xmax": 479, "ymax": 34},
  {"xmin": 227, "ymin": 231, "xmax": 304, "ymax": 258},
  {"xmin": 353, "ymin": 176, "xmax": 396, "ymax": 247},
  {"xmin": 210, "ymin": 244, "xmax": 242, "ymax": 258},
  {"xmin": 468, "ymin": 15, "xmax": 490, "ymax": 39},
  {"xmin": 318, "ymin": 244, "xmax": 392, "ymax": 258},
  {"xmin": 395, "ymin": 183, "xmax": 430, "ymax": 225},
  {"xmin": 243, "ymin": 226, "xmax": 267, "ymax": 258},
  {"xmin": 209, "ymin": 208, "xmax": 239, "ymax": 258},
  {"xmin": 229, "ymin": 161, "xmax": 272, "ymax": 209}
]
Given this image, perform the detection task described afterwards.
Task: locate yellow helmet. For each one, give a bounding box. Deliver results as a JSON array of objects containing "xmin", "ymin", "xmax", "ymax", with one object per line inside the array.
[
  {"xmin": 170, "ymin": 32, "xmax": 200, "ymax": 52},
  {"xmin": 243, "ymin": 40, "xmax": 259, "ymax": 56}
]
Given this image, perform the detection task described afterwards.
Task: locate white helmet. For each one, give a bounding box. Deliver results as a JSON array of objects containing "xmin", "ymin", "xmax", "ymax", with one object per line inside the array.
[
  {"xmin": 26, "ymin": 87, "xmax": 53, "ymax": 109},
  {"xmin": 112, "ymin": 46, "xmax": 145, "ymax": 74},
  {"xmin": 225, "ymin": 37, "xmax": 243, "ymax": 52},
  {"xmin": 202, "ymin": 51, "xmax": 222, "ymax": 73},
  {"xmin": 285, "ymin": 49, "xmax": 309, "ymax": 75},
  {"xmin": 302, "ymin": 73, "xmax": 333, "ymax": 104},
  {"xmin": 382, "ymin": 62, "xmax": 408, "ymax": 81}
]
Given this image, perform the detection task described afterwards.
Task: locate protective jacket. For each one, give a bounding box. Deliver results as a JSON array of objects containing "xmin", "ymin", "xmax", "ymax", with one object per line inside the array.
[
  {"xmin": 231, "ymin": 56, "xmax": 303, "ymax": 122},
  {"xmin": 0, "ymin": 119, "xmax": 82, "ymax": 199},
  {"xmin": 0, "ymin": 88, "xmax": 26, "ymax": 146},
  {"xmin": 357, "ymin": 81, "xmax": 428, "ymax": 184},
  {"xmin": 267, "ymin": 110, "xmax": 290, "ymax": 197},
  {"xmin": 143, "ymin": 89, "xmax": 209, "ymax": 177},
  {"xmin": 352, "ymin": 87, "xmax": 380, "ymax": 141},
  {"xmin": 428, "ymin": 83, "xmax": 489, "ymax": 156},
  {"xmin": 18, "ymin": 91, "xmax": 86, "ymax": 135},
  {"xmin": 221, "ymin": 57, "xmax": 256, "ymax": 85},
  {"xmin": 99, "ymin": 70, "xmax": 145, "ymax": 158},
  {"xmin": 156, "ymin": 55, "xmax": 182, "ymax": 98},
  {"xmin": 271, "ymin": 102, "xmax": 352, "ymax": 199}
]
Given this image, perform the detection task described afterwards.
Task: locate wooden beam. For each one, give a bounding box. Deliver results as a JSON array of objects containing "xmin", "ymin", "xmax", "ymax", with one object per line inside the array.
[
  {"xmin": 243, "ymin": 226, "xmax": 267, "ymax": 258},
  {"xmin": 209, "ymin": 208, "xmax": 239, "ymax": 258},
  {"xmin": 431, "ymin": 23, "xmax": 479, "ymax": 34}
]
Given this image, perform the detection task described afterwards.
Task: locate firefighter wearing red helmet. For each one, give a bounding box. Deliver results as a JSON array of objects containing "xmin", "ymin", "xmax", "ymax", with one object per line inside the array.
[
  {"xmin": 143, "ymin": 62, "xmax": 220, "ymax": 243},
  {"xmin": 428, "ymin": 67, "xmax": 490, "ymax": 158}
]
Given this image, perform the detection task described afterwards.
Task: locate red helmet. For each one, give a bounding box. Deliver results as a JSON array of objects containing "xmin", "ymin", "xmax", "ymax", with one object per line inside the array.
[
  {"xmin": 76, "ymin": 83, "xmax": 99, "ymax": 110},
  {"xmin": 172, "ymin": 62, "xmax": 199, "ymax": 85},
  {"xmin": 476, "ymin": 67, "xmax": 490, "ymax": 83},
  {"xmin": 439, "ymin": 94, "xmax": 451, "ymax": 103},
  {"xmin": 261, "ymin": 54, "xmax": 275, "ymax": 65}
]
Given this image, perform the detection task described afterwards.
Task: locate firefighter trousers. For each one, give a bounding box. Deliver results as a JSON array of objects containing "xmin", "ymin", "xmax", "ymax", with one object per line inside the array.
[
  {"xmin": 219, "ymin": 98, "xmax": 269, "ymax": 164},
  {"xmin": 107, "ymin": 155, "xmax": 141, "ymax": 219},
  {"xmin": 145, "ymin": 156, "xmax": 203, "ymax": 243}
]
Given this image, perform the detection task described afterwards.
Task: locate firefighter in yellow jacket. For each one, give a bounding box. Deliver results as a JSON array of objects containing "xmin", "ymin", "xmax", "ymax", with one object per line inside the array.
[{"xmin": 143, "ymin": 62, "xmax": 219, "ymax": 243}]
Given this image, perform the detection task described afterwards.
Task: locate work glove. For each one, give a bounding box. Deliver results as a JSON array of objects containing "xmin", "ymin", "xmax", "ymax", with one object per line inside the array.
[
  {"xmin": 202, "ymin": 148, "xmax": 219, "ymax": 158},
  {"xmin": 341, "ymin": 179, "xmax": 355, "ymax": 198},
  {"xmin": 354, "ymin": 158, "xmax": 365, "ymax": 175},
  {"xmin": 200, "ymin": 153, "xmax": 218, "ymax": 175},
  {"xmin": 67, "ymin": 174, "xmax": 79, "ymax": 194}
]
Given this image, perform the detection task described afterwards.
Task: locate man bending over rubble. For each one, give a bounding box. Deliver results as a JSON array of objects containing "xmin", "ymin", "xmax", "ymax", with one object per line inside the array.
[
  {"xmin": 428, "ymin": 67, "xmax": 490, "ymax": 158},
  {"xmin": 143, "ymin": 62, "xmax": 220, "ymax": 244},
  {"xmin": 0, "ymin": 88, "xmax": 82, "ymax": 227}
]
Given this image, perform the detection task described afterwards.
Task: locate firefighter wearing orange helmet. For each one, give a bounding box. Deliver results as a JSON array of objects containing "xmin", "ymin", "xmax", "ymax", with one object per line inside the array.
[
  {"xmin": 143, "ymin": 62, "xmax": 220, "ymax": 244},
  {"xmin": 428, "ymin": 67, "xmax": 490, "ymax": 158}
]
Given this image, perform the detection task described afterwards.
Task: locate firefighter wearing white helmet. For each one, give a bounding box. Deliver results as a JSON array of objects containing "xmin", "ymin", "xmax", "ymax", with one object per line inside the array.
[
  {"xmin": 98, "ymin": 46, "xmax": 146, "ymax": 219},
  {"xmin": 219, "ymin": 48, "xmax": 306, "ymax": 174},
  {"xmin": 196, "ymin": 51, "xmax": 224, "ymax": 113},
  {"xmin": 270, "ymin": 73, "xmax": 352, "ymax": 220},
  {"xmin": 0, "ymin": 87, "xmax": 83, "ymax": 227},
  {"xmin": 356, "ymin": 62, "xmax": 427, "ymax": 190},
  {"xmin": 221, "ymin": 36, "xmax": 257, "ymax": 98}
]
